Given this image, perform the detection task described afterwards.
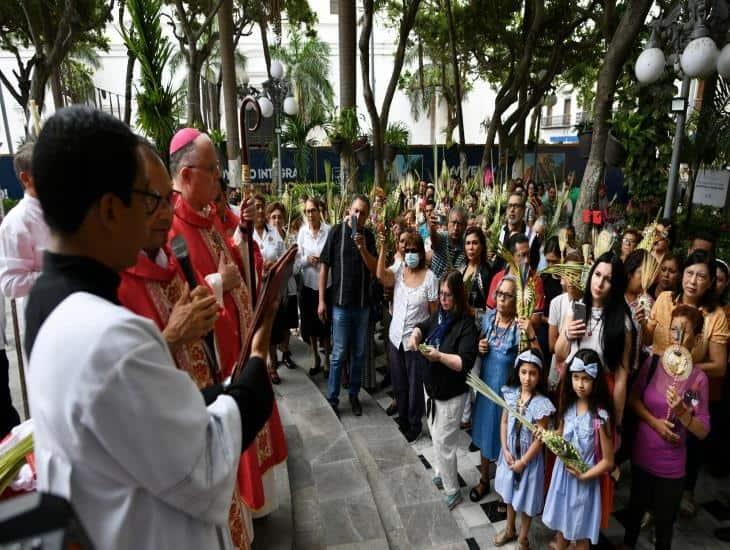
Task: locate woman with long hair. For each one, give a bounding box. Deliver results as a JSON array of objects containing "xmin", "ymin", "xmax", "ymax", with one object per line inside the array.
[
  {"xmin": 555, "ymin": 252, "xmax": 633, "ymax": 528},
  {"xmin": 409, "ymin": 270, "xmax": 479, "ymax": 510},
  {"xmin": 459, "ymin": 226, "xmax": 493, "ymax": 429}
]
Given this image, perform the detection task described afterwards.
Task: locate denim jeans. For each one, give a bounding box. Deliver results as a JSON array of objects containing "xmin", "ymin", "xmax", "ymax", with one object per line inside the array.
[{"xmin": 327, "ymin": 305, "xmax": 370, "ymax": 405}]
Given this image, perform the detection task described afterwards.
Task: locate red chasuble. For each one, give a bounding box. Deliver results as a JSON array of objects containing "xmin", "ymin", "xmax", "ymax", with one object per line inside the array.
[
  {"xmin": 118, "ymin": 248, "xmax": 251, "ymax": 549},
  {"xmin": 168, "ymin": 197, "xmax": 287, "ymax": 511}
]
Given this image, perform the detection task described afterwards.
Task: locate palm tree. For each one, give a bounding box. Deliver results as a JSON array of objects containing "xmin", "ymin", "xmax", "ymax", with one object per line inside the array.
[
  {"xmin": 59, "ymin": 42, "xmax": 102, "ymax": 106},
  {"xmin": 281, "ymin": 114, "xmax": 323, "ymax": 183},
  {"xmin": 121, "ymin": 0, "xmax": 183, "ymax": 162},
  {"xmin": 270, "ymin": 28, "xmax": 334, "ymax": 126}
]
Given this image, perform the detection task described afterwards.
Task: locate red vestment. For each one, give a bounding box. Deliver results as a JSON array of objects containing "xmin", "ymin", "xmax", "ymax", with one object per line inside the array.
[
  {"xmin": 168, "ymin": 198, "xmax": 286, "ymax": 511},
  {"xmin": 118, "ymin": 248, "xmax": 251, "ymax": 549}
]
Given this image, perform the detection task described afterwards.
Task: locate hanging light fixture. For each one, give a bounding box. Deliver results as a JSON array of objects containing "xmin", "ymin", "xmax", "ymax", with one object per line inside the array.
[
  {"xmin": 635, "ymin": 28, "xmax": 666, "ymax": 84},
  {"xmin": 717, "ymin": 43, "xmax": 730, "ymax": 78},
  {"xmin": 680, "ymin": 20, "xmax": 720, "ymax": 78},
  {"xmin": 258, "ymin": 96, "xmax": 274, "ymax": 118}
]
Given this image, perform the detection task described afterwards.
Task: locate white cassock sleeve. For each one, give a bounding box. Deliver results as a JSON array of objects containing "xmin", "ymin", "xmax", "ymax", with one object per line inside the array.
[{"xmin": 79, "ymin": 320, "xmax": 242, "ymax": 524}]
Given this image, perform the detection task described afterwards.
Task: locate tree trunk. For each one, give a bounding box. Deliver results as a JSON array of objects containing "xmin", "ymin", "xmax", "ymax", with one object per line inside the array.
[
  {"xmin": 50, "ymin": 68, "xmax": 63, "ymax": 110},
  {"xmin": 29, "ymin": 62, "xmax": 50, "ymax": 114},
  {"xmin": 573, "ymin": 0, "xmax": 652, "ymax": 241},
  {"xmin": 444, "ymin": 0, "xmax": 467, "ymax": 182},
  {"xmin": 124, "ymin": 53, "xmax": 134, "ymax": 125},
  {"xmin": 338, "ymin": 0, "xmax": 357, "ymax": 110},
  {"xmin": 339, "ymin": 0, "xmax": 357, "ymax": 192},
  {"xmin": 186, "ymin": 50, "xmax": 204, "ymax": 127},
  {"xmin": 359, "ymin": 0, "xmax": 383, "ymax": 186},
  {"xmin": 219, "ymin": 0, "xmax": 241, "ymax": 188}
]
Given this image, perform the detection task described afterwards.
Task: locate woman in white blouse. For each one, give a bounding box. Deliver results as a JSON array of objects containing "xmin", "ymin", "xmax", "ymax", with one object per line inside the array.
[
  {"xmin": 297, "ymin": 198, "xmax": 332, "ymax": 376},
  {"xmin": 376, "ymin": 229, "xmax": 438, "ymax": 442}
]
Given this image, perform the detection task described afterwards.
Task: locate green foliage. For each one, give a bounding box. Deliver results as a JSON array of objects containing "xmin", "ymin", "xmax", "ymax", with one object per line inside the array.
[
  {"xmin": 327, "ymin": 107, "xmax": 362, "ymax": 143},
  {"xmin": 208, "ymin": 128, "xmax": 226, "ymax": 146},
  {"xmin": 398, "ymin": 0, "xmax": 473, "ymax": 143},
  {"xmin": 384, "ymin": 121, "xmax": 409, "ymax": 148},
  {"xmin": 270, "ymin": 27, "xmax": 334, "ymax": 126},
  {"xmin": 122, "ymin": 0, "xmax": 183, "ymax": 160},
  {"xmin": 612, "ymin": 68, "xmax": 674, "ymax": 225},
  {"xmin": 686, "ymin": 76, "xmax": 730, "ymax": 168},
  {"xmin": 2, "ymin": 198, "xmax": 20, "ymax": 215},
  {"xmin": 59, "ymin": 42, "xmax": 101, "ymax": 105},
  {"xmin": 281, "ymin": 115, "xmax": 321, "ymax": 183}
]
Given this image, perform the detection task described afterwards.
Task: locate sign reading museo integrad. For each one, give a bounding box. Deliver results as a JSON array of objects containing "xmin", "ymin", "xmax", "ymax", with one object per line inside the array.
[{"xmin": 692, "ymin": 169, "xmax": 730, "ymax": 208}]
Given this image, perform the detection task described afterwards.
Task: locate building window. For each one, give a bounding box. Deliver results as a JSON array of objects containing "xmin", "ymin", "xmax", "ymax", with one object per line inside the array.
[
  {"xmin": 331, "ymin": 0, "xmax": 338, "ymax": 14},
  {"xmin": 563, "ymin": 98, "xmax": 571, "ymax": 126}
]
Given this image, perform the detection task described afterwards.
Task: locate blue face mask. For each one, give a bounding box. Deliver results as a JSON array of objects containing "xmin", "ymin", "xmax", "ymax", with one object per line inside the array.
[{"xmin": 404, "ymin": 252, "xmax": 420, "ymax": 268}]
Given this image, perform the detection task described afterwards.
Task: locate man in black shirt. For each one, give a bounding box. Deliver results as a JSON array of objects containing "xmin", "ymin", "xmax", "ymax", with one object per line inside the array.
[{"xmin": 318, "ymin": 195, "xmax": 377, "ymax": 416}]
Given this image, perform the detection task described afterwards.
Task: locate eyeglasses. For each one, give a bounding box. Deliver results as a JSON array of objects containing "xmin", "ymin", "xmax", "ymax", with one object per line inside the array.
[
  {"xmin": 185, "ymin": 163, "xmax": 221, "ymax": 176},
  {"xmin": 496, "ymin": 290, "xmax": 516, "ymax": 300},
  {"xmin": 684, "ymin": 268, "xmax": 708, "ymax": 282},
  {"xmin": 439, "ymin": 291, "xmax": 453, "ymax": 298},
  {"xmin": 507, "ymin": 202, "xmax": 523, "ymax": 209},
  {"xmin": 622, "ymin": 238, "xmax": 637, "ymax": 246},
  {"xmin": 132, "ymin": 188, "xmax": 169, "ymax": 215}
]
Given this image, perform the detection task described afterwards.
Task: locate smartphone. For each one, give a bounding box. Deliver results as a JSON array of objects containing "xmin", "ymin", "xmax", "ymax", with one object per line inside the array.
[
  {"xmin": 572, "ymin": 300, "xmax": 587, "ymax": 321},
  {"xmin": 351, "ymin": 214, "xmax": 359, "ymax": 236}
]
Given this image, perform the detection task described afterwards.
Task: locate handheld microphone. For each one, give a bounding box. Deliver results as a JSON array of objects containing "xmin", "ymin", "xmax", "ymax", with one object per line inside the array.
[{"xmin": 170, "ymin": 235, "xmax": 221, "ymax": 384}]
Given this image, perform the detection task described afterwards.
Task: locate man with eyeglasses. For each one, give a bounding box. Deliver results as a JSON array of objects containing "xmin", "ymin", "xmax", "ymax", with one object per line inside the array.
[
  {"xmin": 167, "ymin": 128, "xmax": 288, "ymax": 517},
  {"xmin": 22, "ymin": 107, "xmax": 275, "ymax": 549},
  {"xmin": 429, "ymin": 205, "xmax": 468, "ymax": 278},
  {"xmin": 486, "ymin": 233, "xmax": 545, "ymax": 323}
]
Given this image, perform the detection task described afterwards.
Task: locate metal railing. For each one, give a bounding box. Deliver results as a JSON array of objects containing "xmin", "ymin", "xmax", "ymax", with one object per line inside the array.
[{"xmin": 542, "ymin": 111, "xmax": 586, "ymax": 129}]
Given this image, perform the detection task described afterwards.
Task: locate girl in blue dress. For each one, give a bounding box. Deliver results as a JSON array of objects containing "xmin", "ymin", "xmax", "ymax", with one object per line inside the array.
[
  {"xmin": 493, "ymin": 349, "xmax": 555, "ymax": 549},
  {"xmin": 542, "ymin": 349, "xmax": 615, "ymax": 549}
]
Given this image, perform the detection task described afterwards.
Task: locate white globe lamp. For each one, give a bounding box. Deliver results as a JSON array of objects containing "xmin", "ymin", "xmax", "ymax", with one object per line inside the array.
[
  {"xmin": 635, "ymin": 48, "xmax": 666, "ymax": 84},
  {"xmin": 283, "ymin": 96, "xmax": 298, "ymax": 116},
  {"xmin": 270, "ymin": 59, "xmax": 285, "ymax": 80},
  {"xmin": 680, "ymin": 36, "xmax": 719, "ymax": 78},
  {"xmin": 259, "ymin": 96, "xmax": 274, "ymax": 118},
  {"xmin": 717, "ymin": 43, "xmax": 730, "ymax": 78}
]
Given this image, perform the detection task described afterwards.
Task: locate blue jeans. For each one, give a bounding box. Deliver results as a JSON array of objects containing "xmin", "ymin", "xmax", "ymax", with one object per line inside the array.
[{"xmin": 327, "ymin": 305, "xmax": 370, "ymax": 405}]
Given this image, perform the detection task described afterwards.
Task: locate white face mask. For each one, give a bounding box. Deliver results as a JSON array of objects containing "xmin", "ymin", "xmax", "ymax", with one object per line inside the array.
[{"xmin": 404, "ymin": 252, "xmax": 420, "ymax": 268}]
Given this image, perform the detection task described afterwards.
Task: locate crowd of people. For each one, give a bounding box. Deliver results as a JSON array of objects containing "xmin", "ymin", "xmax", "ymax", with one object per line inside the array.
[
  {"xmin": 0, "ymin": 110, "xmax": 728, "ymax": 550},
  {"xmin": 253, "ymin": 175, "xmax": 728, "ymax": 549}
]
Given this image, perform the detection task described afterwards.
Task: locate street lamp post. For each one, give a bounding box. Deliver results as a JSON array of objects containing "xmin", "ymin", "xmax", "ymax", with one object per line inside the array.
[
  {"xmin": 258, "ymin": 60, "xmax": 298, "ymax": 195},
  {"xmin": 634, "ymin": 0, "xmax": 729, "ymax": 218}
]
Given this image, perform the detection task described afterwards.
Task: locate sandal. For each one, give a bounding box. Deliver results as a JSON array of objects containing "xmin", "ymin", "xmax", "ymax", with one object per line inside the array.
[
  {"xmin": 493, "ymin": 529, "xmax": 517, "ymax": 547},
  {"xmin": 468, "ymin": 479, "xmax": 489, "ymax": 502},
  {"xmin": 517, "ymin": 538, "xmax": 530, "ymax": 550}
]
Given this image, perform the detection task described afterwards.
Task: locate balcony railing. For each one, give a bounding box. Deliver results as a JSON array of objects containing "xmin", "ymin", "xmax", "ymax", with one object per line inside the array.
[{"xmin": 541, "ymin": 111, "xmax": 587, "ymax": 129}]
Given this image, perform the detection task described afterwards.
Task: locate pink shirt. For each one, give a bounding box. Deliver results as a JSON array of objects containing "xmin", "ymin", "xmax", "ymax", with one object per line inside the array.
[
  {"xmin": 0, "ymin": 194, "xmax": 50, "ymax": 299},
  {"xmin": 632, "ymin": 358, "xmax": 710, "ymax": 479}
]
